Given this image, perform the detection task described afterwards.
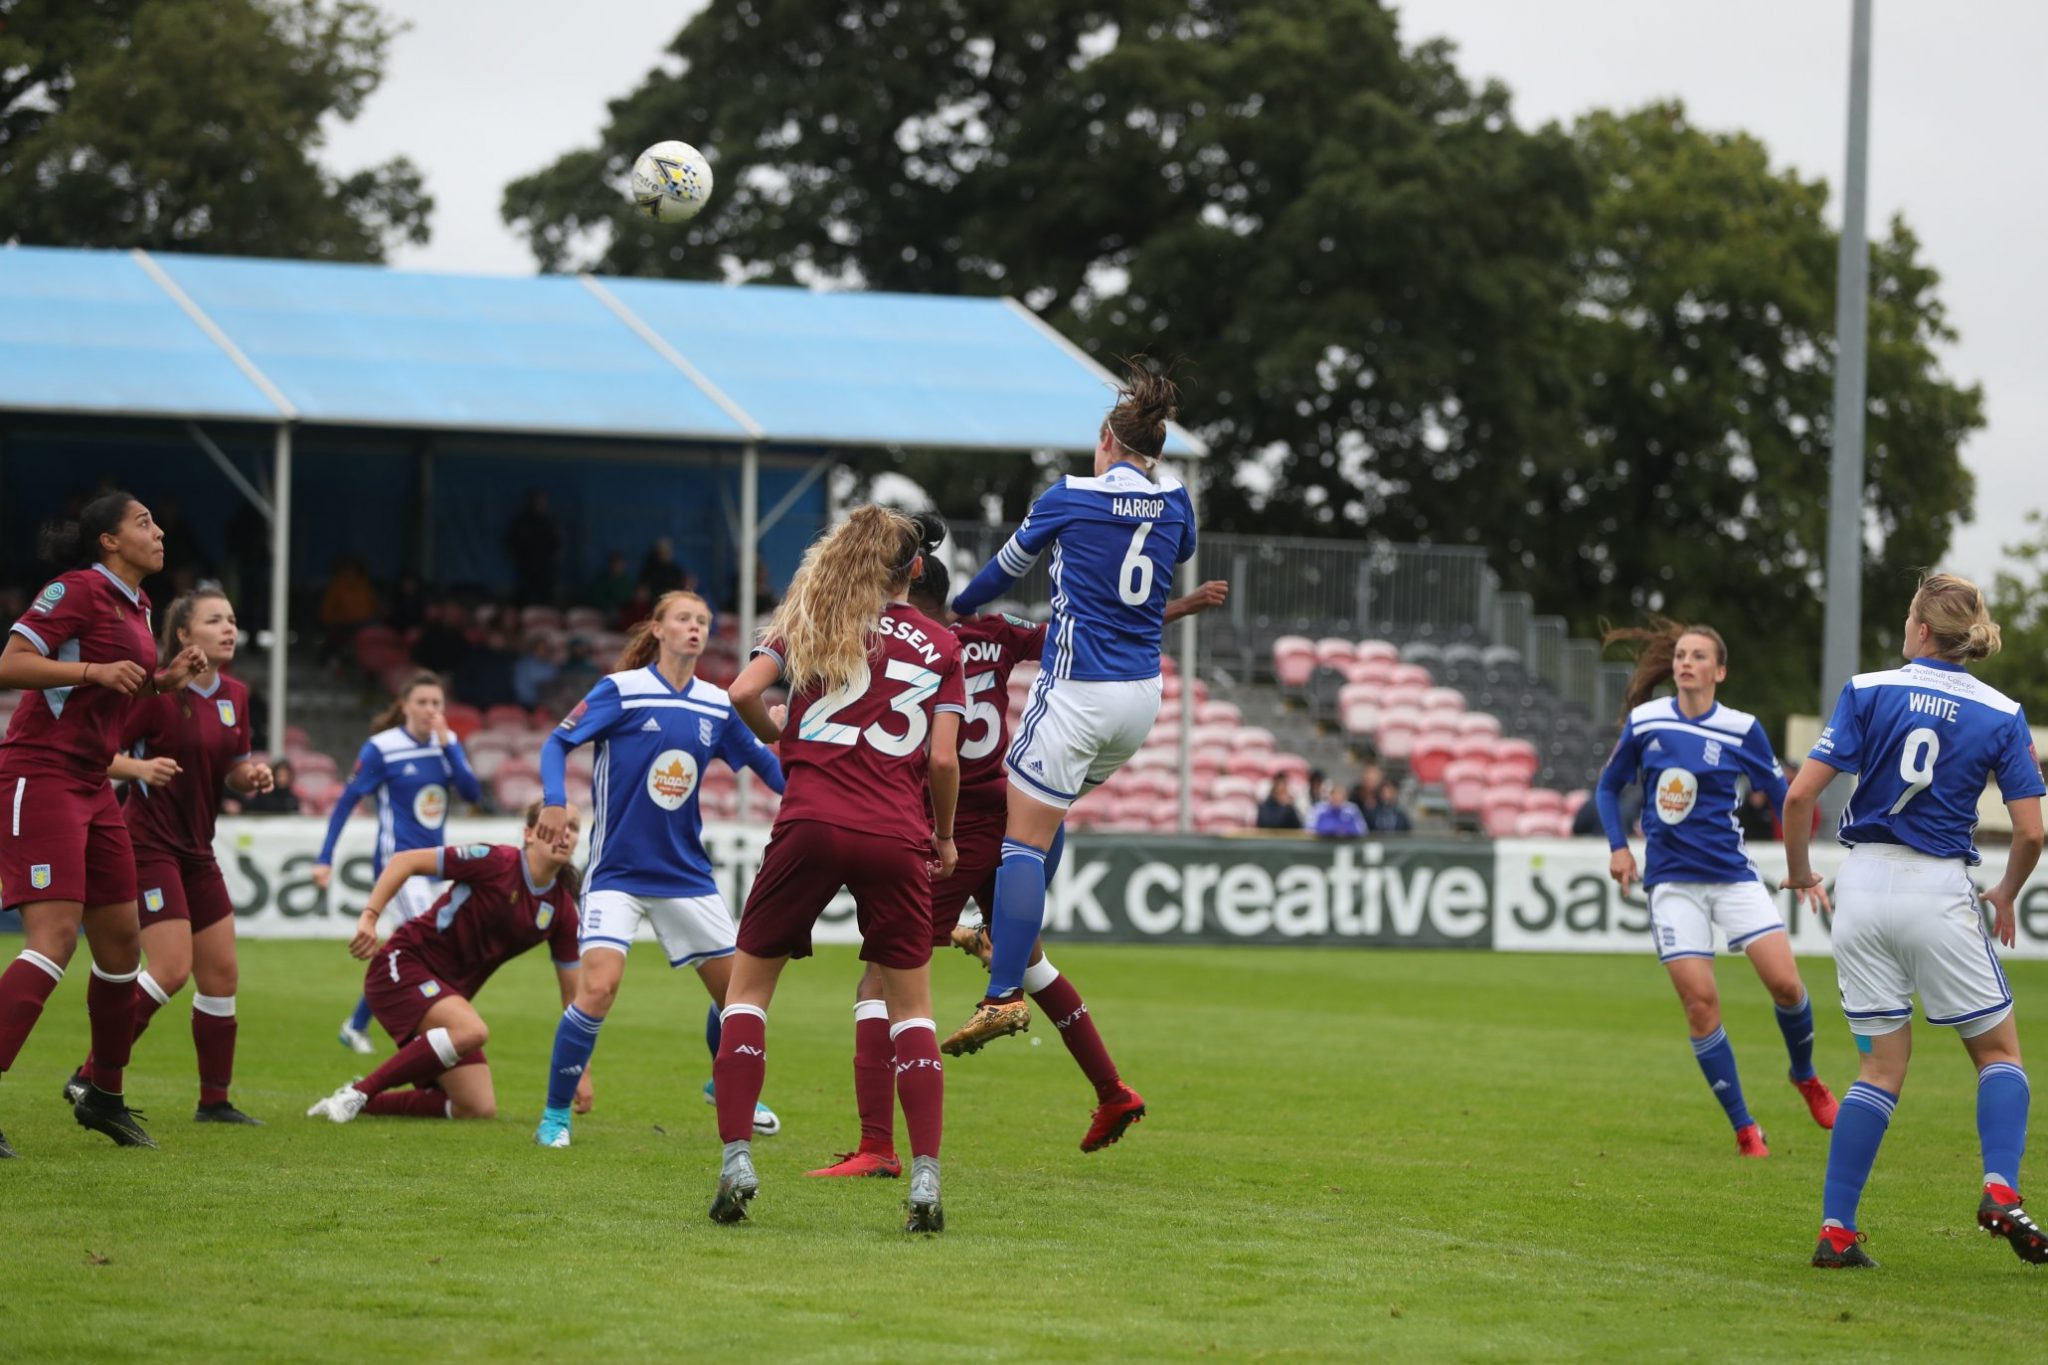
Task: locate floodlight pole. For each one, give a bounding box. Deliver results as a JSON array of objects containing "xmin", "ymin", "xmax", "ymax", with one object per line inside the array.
[
  {"xmin": 737, "ymin": 442, "xmax": 760, "ymax": 824},
  {"xmin": 1820, "ymin": 0, "xmax": 1873, "ymax": 826},
  {"xmin": 269, "ymin": 424, "xmax": 293, "ymax": 756}
]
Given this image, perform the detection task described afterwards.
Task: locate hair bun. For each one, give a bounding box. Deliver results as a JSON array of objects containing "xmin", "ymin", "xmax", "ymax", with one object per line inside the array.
[
  {"xmin": 911, "ymin": 510, "xmax": 949, "ymax": 556},
  {"xmin": 1965, "ymin": 621, "xmax": 2002, "ymax": 660}
]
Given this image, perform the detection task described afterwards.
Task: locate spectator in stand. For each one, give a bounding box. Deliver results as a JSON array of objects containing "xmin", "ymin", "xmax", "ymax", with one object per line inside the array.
[
  {"xmin": 235, "ymin": 759, "xmax": 303, "ymax": 815},
  {"xmin": 724, "ymin": 559, "xmax": 778, "ymax": 617},
  {"xmin": 638, "ymin": 536, "xmax": 690, "ymax": 597},
  {"xmin": 544, "ymin": 638, "xmax": 601, "ymax": 713},
  {"xmin": 1359, "ymin": 779, "xmax": 1413, "ymax": 834},
  {"xmin": 1346, "ymin": 762, "xmax": 1385, "ymax": 812},
  {"xmin": 504, "ymin": 490, "xmax": 563, "ymax": 607},
  {"xmin": 1255, "ymin": 774, "xmax": 1306, "ymax": 831},
  {"xmin": 1310, "ymin": 779, "xmax": 1367, "ymax": 839},
  {"xmin": 411, "ymin": 600, "xmax": 471, "ymax": 676},
  {"xmin": 1736, "ymin": 783, "xmax": 1779, "ymax": 843},
  {"xmin": 388, "ymin": 573, "xmax": 427, "ymax": 635},
  {"xmin": 319, "ymin": 555, "xmax": 381, "ymax": 662},
  {"xmin": 1576, "ymin": 783, "xmax": 1641, "ymax": 838},
  {"xmin": 453, "ymin": 624, "xmax": 520, "ymax": 711},
  {"xmin": 512, "ymin": 634, "xmax": 562, "ymax": 709},
  {"xmin": 616, "ymin": 582, "xmax": 655, "ymax": 631},
  {"xmin": 586, "ymin": 551, "xmax": 636, "ymax": 618}
]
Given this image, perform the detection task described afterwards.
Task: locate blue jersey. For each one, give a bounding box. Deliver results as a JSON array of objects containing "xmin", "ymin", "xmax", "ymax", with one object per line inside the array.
[
  {"xmin": 318, "ymin": 727, "xmax": 483, "ymax": 871},
  {"xmin": 541, "ymin": 667, "xmax": 784, "ymax": 899},
  {"xmin": 953, "ymin": 461, "xmax": 1196, "ymax": 682},
  {"xmin": 1595, "ymin": 698, "xmax": 1788, "ymax": 886},
  {"xmin": 1812, "ymin": 658, "xmax": 2045, "ymax": 864}
]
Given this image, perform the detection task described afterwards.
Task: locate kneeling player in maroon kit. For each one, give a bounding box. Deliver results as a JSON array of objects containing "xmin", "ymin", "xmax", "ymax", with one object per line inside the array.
[
  {"xmin": 0, "ymin": 493, "xmax": 207, "ymax": 1156},
  {"xmin": 67, "ymin": 588, "xmax": 276, "ymax": 1123},
  {"xmin": 810, "ymin": 557, "xmax": 1226, "ymax": 1176},
  {"xmin": 709, "ymin": 507, "xmax": 964, "ymax": 1232},
  {"xmin": 306, "ymin": 801, "xmax": 588, "ymax": 1123}
]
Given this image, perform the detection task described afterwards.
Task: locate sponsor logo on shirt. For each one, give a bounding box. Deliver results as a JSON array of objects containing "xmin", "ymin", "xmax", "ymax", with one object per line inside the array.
[
  {"xmin": 1654, "ymin": 769, "xmax": 1699, "ymax": 825},
  {"xmin": 29, "ymin": 864, "xmax": 51, "ymax": 890},
  {"xmin": 1645, "ymin": 738, "xmax": 1663, "ymax": 753},
  {"xmin": 413, "ymin": 783, "xmax": 448, "ymax": 827},
  {"xmin": 646, "ymin": 749, "xmax": 699, "ymax": 810},
  {"xmin": 30, "ymin": 582, "xmax": 63, "ymax": 615},
  {"xmin": 143, "ymin": 887, "xmax": 165, "ymax": 913},
  {"xmin": 640, "ymin": 717, "xmax": 662, "ymax": 732},
  {"xmin": 217, "ymin": 699, "xmax": 236, "ymax": 727}
]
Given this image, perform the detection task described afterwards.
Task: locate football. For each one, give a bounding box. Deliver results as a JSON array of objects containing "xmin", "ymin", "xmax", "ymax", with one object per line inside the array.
[{"xmin": 630, "ymin": 140, "xmax": 714, "ymax": 223}]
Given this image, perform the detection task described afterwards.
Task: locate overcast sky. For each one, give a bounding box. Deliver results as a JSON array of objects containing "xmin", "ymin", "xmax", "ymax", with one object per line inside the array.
[{"xmin": 323, "ymin": 1, "xmax": 2045, "ymax": 579}]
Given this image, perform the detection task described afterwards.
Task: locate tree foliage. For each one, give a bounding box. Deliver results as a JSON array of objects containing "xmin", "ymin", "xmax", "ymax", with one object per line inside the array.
[
  {"xmin": 0, "ymin": 0, "xmax": 428, "ymax": 259},
  {"xmin": 505, "ymin": 0, "xmax": 1986, "ymax": 726},
  {"xmin": 1982, "ymin": 513, "xmax": 2048, "ymax": 719}
]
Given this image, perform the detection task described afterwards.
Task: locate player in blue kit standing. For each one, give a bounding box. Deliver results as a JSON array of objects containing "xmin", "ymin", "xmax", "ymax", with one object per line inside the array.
[
  {"xmin": 940, "ymin": 359, "xmax": 1198, "ymax": 1055},
  {"xmin": 531, "ymin": 590, "xmax": 786, "ymax": 1148},
  {"xmin": 1597, "ymin": 621, "xmax": 1839, "ymax": 1157},
  {"xmin": 317, "ymin": 671, "xmax": 482, "ymax": 1054},
  {"xmin": 1782, "ymin": 575, "xmax": 2047, "ymax": 1269}
]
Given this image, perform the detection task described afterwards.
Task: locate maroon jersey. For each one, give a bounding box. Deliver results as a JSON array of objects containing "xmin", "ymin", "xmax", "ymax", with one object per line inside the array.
[
  {"xmin": 387, "ymin": 844, "xmax": 580, "ymax": 1000},
  {"xmin": 1, "ymin": 567, "xmax": 158, "ymax": 784},
  {"xmin": 121, "ymin": 674, "xmax": 253, "ymax": 859},
  {"xmin": 953, "ymin": 613, "xmax": 1047, "ymax": 800},
  {"xmin": 764, "ymin": 601, "xmax": 967, "ymax": 848}
]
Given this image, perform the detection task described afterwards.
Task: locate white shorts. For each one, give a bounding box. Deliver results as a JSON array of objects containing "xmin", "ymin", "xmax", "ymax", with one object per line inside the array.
[
  {"xmin": 374, "ymin": 876, "xmax": 442, "ymax": 936},
  {"xmin": 1646, "ymin": 880, "xmax": 1785, "ymax": 961},
  {"xmin": 579, "ymin": 888, "xmax": 736, "ymax": 969},
  {"xmin": 1006, "ymin": 674, "xmax": 1163, "ymax": 811},
  {"xmin": 1831, "ymin": 843, "xmax": 2013, "ymax": 1039}
]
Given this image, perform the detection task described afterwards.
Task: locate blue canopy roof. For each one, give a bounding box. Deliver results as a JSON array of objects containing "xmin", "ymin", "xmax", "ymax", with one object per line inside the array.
[{"xmin": 0, "ymin": 246, "xmax": 1204, "ymax": 457}]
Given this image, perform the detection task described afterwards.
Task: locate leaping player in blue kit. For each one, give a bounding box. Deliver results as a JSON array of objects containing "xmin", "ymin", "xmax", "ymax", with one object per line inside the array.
[
  {"xmin": 1596, "ymin": 621, "xmax": 1838, "ymax": 1158},
  {"xmin": 940, "ymin": 358, "xmax": 1198, "ymax": 1056},
  {"xmin": 530, "ymin": 590, "xmax": 787, "ymax": 1148},
  {"xmin": 316, "ymin": 671, "xmax": 482, "ymax": 1055},
  {"xmin": 1782, "ymin": 575, "xmax": 2046, "ymax": 1269}
]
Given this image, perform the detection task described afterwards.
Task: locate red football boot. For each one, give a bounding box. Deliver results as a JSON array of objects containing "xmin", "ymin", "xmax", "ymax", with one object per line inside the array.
[
  {"xmin": 1812, "ymin": 1224, "xmax": 1878, "ymax": 1268},
  {"xmin": 1793, "ymin": 1074, "xmax": 1839, "ymax": 1129},
  {"xmin": 806, "ymin": 1150, "xmax": 902, "ymax": 1178},
  {"xmin": 1081, "ymin": 1087, "xmax": 1147, "ymax": 1153},
  {"xmin": 1978, "ymin": 1183, "xmax": 2048, "ymax": 1264},
  {"xmin": 1735, "ymin": 1123, "xmax": 1770, "ymax": 1158}
]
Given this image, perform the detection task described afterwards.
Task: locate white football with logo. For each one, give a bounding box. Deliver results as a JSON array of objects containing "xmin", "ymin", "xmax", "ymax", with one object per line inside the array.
[{"xmin": 630, "ymin": 141, "xmax": 714, "ymax": 223}]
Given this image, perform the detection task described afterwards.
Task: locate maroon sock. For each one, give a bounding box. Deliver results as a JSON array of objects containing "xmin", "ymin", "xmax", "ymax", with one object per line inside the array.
[
  {"xmin": 853, "ymin": 1007, "xmax": 896, "ymax": 1156},
  {"xmin": 363, "ymin": 1087, "xmax": 451, "ymax": 1118},
  {"xmin": 712, "ymin": 1008, "xmax": 766, "ymax": 1144},
  {"xmin": 891, "ymin": 1021, "xmax": 944, "ymax": 1159},
  {"xmin": 1031, "ymin": 972, "xmax": 1125, "ymax": 1104},
  {"xmin": 0, "ymin": 951, "xmax": 64, "ymax": 1073},
  {"xmin": 86, "ymin": 966, "xmax": 139, "ymax": 1093},
  {"xmin": 84, "ymin": 973, "xmax": 168, "ymax": 1074},
  {"xmin": 193, "ymin": 1000, "xmax": 237, "ymax": 1106},
  {"xmin": 356, "ymin": 1030, "xmax": 455, "ymax": 1097}
]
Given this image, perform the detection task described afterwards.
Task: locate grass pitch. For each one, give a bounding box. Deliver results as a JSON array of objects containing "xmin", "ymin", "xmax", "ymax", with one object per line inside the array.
[{"xmin": 0, "ymin": 940, "xmax": 2042, "ymax": 1362}]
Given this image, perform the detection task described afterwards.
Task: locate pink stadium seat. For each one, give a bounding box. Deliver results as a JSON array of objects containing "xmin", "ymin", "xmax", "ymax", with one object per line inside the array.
[
  {"xmin": 1378, "ymin": 684, "xmax": 1429, "ymax": 712},
  {"xmin": 1227, "ymin": 754, "xmax": 1274, "ymax": 781},
  {"xmin": 1408, "ymin": 731, "xmax": 1459, "ymax": 784},
  {"xmin": 1196, "ymin": 700, "xmax": 1242, "ymax": 726},
  {"xmin": 1232, "ymin": 727, "xmax": 1276, "ymax": 754},
  {"xmin": 1443, "ymin": 757, "xmax": 1489, "ymax": 786},
  {"xmin": 1212, "ymin": 775, "xmax": 1260, "ymax": 802},
  {"xmin": 1491, "ymin": 738, "xmax": 1540, "ymax": 783},
  {"xmin": 1313, "ymin": 637, "xmax": 1357, "ymax": 669},
  {"xmin": 466, "ymin": 748, "xmax": 506, "ymax": 782},
  {"xmin": 1451, "ymin": 733, "xmax": 1497, "ymax": 763},
  {"xmin": 1387, "ymin": 663, "xmax": 1433, "ymax": 689},
  {"xmin": 1191, "ymin": 724, "xmax": 1238, "ymax": 750},
  {"xmin": 1448, "ymin": 778, "xmax": 1489, "ymax": 814},
  {"xmin": 494, "ymin": 773, "xmax": 544, "ymax": 810},
  {"xmin": 519, "ymin": 606, "xmax": 564, "ymax": 631},
  {"xmin": 484, "ymin": 704, "xmax": 532, "ymax": 733},
  {"xmin": 1341, "ymin": 701, "xmax": 1381, "ymax": 737},
  {"xmin": 1376, "ymin": 723, "xmax": 1419, "ymax": 763},
  {"xmin": 443, "ymin": 703, "xmax": 483, "ymax": 739},
  {"xmin": 1344, "ymin": 656, "xmax": 1396, "ymax": 685},
  {"xmin": 1563, "ymin": 789, "xmax": 1592, "ymax": 817},
  {"xmin": 1453, "ymin": 712, "xmax": 1502, "ymax": 738},
  {"xmin": 1355, "ymin": 640, "xmax": 1399, "ymax": 663},
  {"xmin": 1191, "ymin": 746, "xmax": 1231, "ymax": 776},
  {"xmin": 1481, "ymin": 800, "xmax": 1525, "ymax": 838},
  {"xmin": 290, "ymin": 752, "xmax": 339, "ymax": 780},
  {"xmin": 1522, "ymin": 788, "xmax": 1566, "ymax": 814},
  {"xmin": 1483, "ymin": 762, "xmax": 1532, "ymax": 790},
  {"xmin": 1270, "ymin": 753, "xmax": 1311, "ymax": 782},
  {"xmin": 565, "ymin": 607, "xmax": 607, "ymax": 633},
  {"xmin": 1515, "ymin": 810, "xmax": 1566, "ymax": 837},
  {"xmin": 1272, "ymin": 635, "xmax": 1314, "ymax": 686},
  {"xmin": 1127, "ymin": 748, "xmax": 1175, "ymax": 773},
  {"xmin": 1419, "ymin": 687, "xmax": 1465, "ymax": 714}
]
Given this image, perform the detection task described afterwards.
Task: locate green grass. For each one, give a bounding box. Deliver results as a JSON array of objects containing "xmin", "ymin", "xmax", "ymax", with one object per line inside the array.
[{"xmin": 0, "ymin": 941, "xmax": 2042, "ymax": 1362}]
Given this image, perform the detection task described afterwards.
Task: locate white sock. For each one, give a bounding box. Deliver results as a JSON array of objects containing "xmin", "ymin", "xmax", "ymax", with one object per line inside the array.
[{"xmin": 1021, "ymin": 956, "xmax": 1061, "ymax": 994}]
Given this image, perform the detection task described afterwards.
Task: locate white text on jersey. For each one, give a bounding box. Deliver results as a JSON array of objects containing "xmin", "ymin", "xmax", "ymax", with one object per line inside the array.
[
  {"xmin": 1112, "ymin": 497, "xmax": 1165, "ymax": 519},
  {"xmin": 879, "ymin": 613, "xmax": 942, "ymax": 665},
  {"xmin": 1907, "ymin": 691, "xmax": 1961, "ymax": 723}
]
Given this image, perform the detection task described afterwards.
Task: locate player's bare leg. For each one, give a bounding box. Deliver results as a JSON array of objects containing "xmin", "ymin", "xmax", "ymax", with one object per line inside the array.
[
  {"xmin": 1666, "ymin": 956, "xmax": 1765, "ymax": 1156},
  {"xmin": 809, "ymin": 962, "xmax": 900, "ymax": 1177},
  {"xmin": 709, "ymin": 951, "xmax": 787, "ymax": 1223},
  {"xmin": 880, "ymin": 961, "xmax": 945, "ymax": 1232},
  {"xmin": 438, "ymin": 1061, "xmax": 497, "ymax": 1120},
  {"xmin": 1745, "ymin": 931, "xmax": 1836, "ymax": 1128},
  {"xmin": 697, "ymin": 953, "xmax": 780, "ymax": 1137}
]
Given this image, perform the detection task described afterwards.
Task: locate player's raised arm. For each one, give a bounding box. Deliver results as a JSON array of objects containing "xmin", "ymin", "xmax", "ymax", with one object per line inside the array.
[
  {"xmin": 315, "ymin": 740, "xmax": 386, "ymax": 885},
  {"xmin": 351, "ymin": 848, "xmax": 444, "ymax": 958},
  {"xmin": 953, "ymin": 489, "xmax": 1068, "ymax": 616}
]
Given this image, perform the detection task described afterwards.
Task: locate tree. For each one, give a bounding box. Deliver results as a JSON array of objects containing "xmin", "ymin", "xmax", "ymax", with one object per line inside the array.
[
  {"xmin": 0, "ymin": 0, "xmax": 428, "ymax": 259},
  {"xmin": 1982, "ymin": 513, "xmax": 2048, "ymax": 718}
]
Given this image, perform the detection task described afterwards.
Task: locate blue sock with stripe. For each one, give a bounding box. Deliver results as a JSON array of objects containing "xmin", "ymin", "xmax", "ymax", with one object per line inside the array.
[
  {"xmin": 1045, "ymin": 823, "xmax": 1067, "ymax": 882},
  {"xmin": 348, "ymin": 995, "xmax": 373, "ymax": 1034},
  {"xmin": 1978, "ymin": 1062, "xmax": 2030, "ymax": 1192},
  {"xmin": 705, "ymin": 1002, "xmax": 722, "ymax": 1060},
  {"xmin": 545, "ymin": 1004, "xmax": 604, "ymax": 1111},
  {"xmin": 1690, "ymin": 1027, "xmax": 1753, "ymax": 1130},
  {"xmin": 988, "ymin": 840, "xmax": 1049, "ymax": 999},
  {"xmin": 1823, "ymin": 1081, "xmax": 1897, "ymax": 1228},
  {"xmin": 1775, "ymin": 994, "xmax": 1817, "ymax": 1082}
]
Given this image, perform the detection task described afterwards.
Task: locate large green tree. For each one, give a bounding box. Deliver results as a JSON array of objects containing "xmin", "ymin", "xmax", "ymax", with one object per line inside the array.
[
  {"xmin": 0, "ymin": 0, "xmax": 428, "ymax": 259},
  {"xmin": 1982, "ymin": 513, "xmax": 2048, "ymax": 718},
  {"xmin": 504, "ymin": 1, "xmax": 1984, "ymax": 727}
]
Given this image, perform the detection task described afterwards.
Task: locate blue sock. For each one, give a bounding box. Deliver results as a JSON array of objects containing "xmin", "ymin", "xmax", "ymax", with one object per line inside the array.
[
  {"xmin": 1978, "ymin": 1062, "xmax": 2030, "ymax": 1191},
  {"xmin": 348, "ymin": 995, "xmax": 373, "ymax": 1033},
  {"xmin": 1775, "ymin": 994, "xmax": 1817, "ymax": 1081},
  {"xmin": 1044, "ymin": 823, "xmax": 1067, "ymax": 882},
  {"xmin": 545, "ymin": 1004, "xmax": 604, "ymax": 1111},
  {"xmin": 987, "ymin": 840, "xmax": 1049, "ymax": 998},
  {"xmin": 1823, "ymin": 1081, "xmax": 1897, "ymax": 1228},
  {"xmin": 1691, "ymin": 1027, "xmax": 1753, "ymax": 1130},
  {"xmin": 705, "ymin": 1002, "xmax": 722, "ymax": 1061}
]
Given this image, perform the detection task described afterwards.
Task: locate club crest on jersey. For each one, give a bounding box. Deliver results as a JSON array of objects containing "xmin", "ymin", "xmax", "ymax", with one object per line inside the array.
[
  {"xmin": 1701, "ymin": 740, "xmax": 1722, "ymax": 768},
  {"xmin": 1653, "ymin": 769, "xmax": 1699, "ymax": 824},
  {"xmin": 29, "ymin": 864, "xmax": 51, "ymax": 890},
  {"xmin": 560, "ymin": 700, "xmax": 588, "ymax": 731},
  {"xmin": 143, "ymin": 887, "xmax": 165, "ymax": 914},
  {"xmin": 418, "ymin": 980, "xmax": 441, "ymax": 999},
  {"xmin": 700, "ymin": 717, "xmax": 714, "ymax": 746},
  {"xmin": 461, "ymin": 843, "xmax": 491, "ymax": 860},
  {"xmin": 30, "ymin": 582, "xmax": 63, "ymax": 615},
  {"xmin": 536, "ymin": 903, "xmax": 556, "ymax": 931},
  {"xmin": 216, "ymin": 698, "xmax": 237, "ymax": 727},
  {"xmin": 413, "ymin": 783, "xmax": 448, "ymax": 827},
  {"xmin": 646, "ymin": 749, "xmax": 699, "ymax": 810}
]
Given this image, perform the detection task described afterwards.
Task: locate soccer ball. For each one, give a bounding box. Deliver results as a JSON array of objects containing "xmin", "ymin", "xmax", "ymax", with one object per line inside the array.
[{"xmin": 630, "ymin": 141, "xmax": 714, "ymax": 223}]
